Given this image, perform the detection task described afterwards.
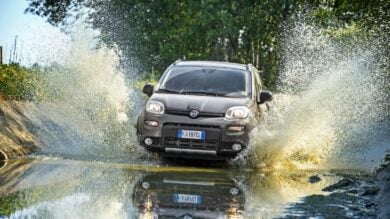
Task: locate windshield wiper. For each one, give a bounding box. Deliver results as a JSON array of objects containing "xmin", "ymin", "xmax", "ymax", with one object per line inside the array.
[
  {"xmin": 156, "ymin": 88, "xmax": 181, "ymax": 94},
  {"xmin": 183, "ymin": 91, "xmax": 225, "ymax": 96},
  {"xmin": 157, "ymin": 89, "xmax": 225, "ymax": 96}
]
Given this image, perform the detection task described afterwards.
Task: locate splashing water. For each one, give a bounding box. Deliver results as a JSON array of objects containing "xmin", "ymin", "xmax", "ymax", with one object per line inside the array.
[
  {"xmin": 19, "ymin": 22, "xmax": 146, "ymax": 160},
  {"xmin": 245, "ymin": 22, "xmax": 389, "ymax": 170}
]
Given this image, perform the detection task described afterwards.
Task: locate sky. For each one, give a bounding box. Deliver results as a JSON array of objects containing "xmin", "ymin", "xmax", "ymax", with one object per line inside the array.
[{"xmin": 0, "ymin": 0, "xmax": 64, "ymax": 65}]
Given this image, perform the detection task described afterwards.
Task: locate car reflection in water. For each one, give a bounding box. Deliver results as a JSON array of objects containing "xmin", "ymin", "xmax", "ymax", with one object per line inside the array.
[{"xmin": 133, "ymin": 171, "xmax": 244, "ymax": 219}]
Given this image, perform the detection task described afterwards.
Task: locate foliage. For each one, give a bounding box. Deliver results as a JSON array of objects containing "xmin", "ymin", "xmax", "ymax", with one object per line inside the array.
[
  {"xmin": 25, "ymin": 0, "xmax": 389, "ymax": 89},
  {"xmin": 0, "ymin": 64, "xmax": 45, "ymax": 100},
  {"xmin": 86, "ymin": 0, "xmax": 294, "ymax": 88},
  {"xmin": 25, "ymin": 0, "xmax": 84, "ymax": 26},
  {"xmin": 136, "ymin": 69, "xmax": 160, "ymax": 91}
]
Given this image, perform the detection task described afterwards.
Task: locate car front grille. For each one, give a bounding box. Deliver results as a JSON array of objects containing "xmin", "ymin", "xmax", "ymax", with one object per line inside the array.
[
  {"xmin": 165, "ymin": 110, "xmax": 224, "ymax": 118},
  {"xmin": 164, "ymin": 123, "xmax": 221, "ymax": 129},
  {"xmin": 164, "ymin": 137, "xmax": 218, "ymax": 150}
]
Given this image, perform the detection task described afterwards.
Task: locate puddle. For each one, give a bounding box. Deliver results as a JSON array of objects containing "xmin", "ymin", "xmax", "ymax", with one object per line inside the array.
[{"xmin": 0, "ymin": 157, "xmax": 374, "ymax": 218}]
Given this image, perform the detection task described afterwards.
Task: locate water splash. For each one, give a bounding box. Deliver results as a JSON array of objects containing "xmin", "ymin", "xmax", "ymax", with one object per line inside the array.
[
  {"xmin": 245, "ymin": 22, "xmax": 389, "ymax": 170},
  {"xmin": 18, "ymin": 21, "xmax": 147, "ymax": 160}
]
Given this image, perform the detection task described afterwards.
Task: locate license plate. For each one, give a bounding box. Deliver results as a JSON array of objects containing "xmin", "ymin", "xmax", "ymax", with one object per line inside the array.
[
  {"xmin": 173, "ymin": 194, "xmax": 202, "ymax": 204},
  {"xmin": 178, "ymin": 129, "xmax": 205, "ymax": 140}
]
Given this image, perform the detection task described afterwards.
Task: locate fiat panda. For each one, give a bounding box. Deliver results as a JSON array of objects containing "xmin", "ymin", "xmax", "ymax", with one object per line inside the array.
[{"xmin": 137, "ymin": 60, "xmax": 272, "ymax": 160}]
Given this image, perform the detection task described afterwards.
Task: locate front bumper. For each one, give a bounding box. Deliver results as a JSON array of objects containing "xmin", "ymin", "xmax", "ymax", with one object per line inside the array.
[{"xmin": 137, "ymin": 111, "xmax": 252, "ymax": 159}]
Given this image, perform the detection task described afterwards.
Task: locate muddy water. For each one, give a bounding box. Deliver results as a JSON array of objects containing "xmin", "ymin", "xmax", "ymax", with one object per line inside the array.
[{"xmin": 0, "ymin": 157, "xmax": 374, "ymax": 219}]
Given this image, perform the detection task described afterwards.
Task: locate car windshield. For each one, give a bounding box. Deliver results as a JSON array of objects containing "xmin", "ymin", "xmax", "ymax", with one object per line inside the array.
[{"xmin": 157, "ymin": 66, "xmax": 250, "ymax": 97}]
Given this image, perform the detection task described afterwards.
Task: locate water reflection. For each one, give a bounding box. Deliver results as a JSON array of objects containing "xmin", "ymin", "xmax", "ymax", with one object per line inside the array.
[
  {"xmin": 0, "ymin": 158, "xmax": 362, "ymax": 218},
  {"xmin": 133, "ymin": 171, "xmax": 244, "ymax": 219}
]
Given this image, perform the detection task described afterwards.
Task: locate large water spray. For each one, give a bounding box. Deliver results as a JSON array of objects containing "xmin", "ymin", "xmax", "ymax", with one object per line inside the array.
[
  {"xmin": 18, "ymin": 22, "xmax": 146, "ymax": 161},
  {"xmin": 245, "ymin": 22, "xmax": 389, "ymax": 170}
]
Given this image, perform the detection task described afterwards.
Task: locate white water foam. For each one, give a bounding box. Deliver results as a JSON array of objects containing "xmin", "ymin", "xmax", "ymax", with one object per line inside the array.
[
  {"xmin": 17, "ymin": 20, "xmax": 147, "ymax": 160},
  {"xmin": 244, "ymin": 22, "xmax": 389, "ymax": 170}
]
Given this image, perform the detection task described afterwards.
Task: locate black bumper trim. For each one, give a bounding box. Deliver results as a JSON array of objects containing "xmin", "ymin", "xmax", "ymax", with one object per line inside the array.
[{"xmin": 165, "ymin": 148, "xmax": 217, "ymax": 155}]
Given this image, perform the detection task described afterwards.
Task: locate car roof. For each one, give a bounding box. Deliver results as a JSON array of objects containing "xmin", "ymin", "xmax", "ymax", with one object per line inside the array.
[{"xmin": 173, "ymin": 60, "xmax": 248, "ymax": 71}]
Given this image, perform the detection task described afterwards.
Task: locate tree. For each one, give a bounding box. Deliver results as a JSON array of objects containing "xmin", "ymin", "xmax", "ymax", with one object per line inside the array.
[{"xmin": 25, "ymin": 0, "xmax": 388, "ymax": 89}]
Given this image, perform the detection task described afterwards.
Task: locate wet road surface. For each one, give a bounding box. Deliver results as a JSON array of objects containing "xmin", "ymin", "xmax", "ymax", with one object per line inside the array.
[{"xmin": 0, "ymin": 157, "xmax": 376, "ymax": 218}]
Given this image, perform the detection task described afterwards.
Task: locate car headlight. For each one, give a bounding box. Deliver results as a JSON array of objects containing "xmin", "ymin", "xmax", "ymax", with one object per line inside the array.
[
  {"xmin": 146, "ymin": 100, "xmax": 165, "ymax": 114},
  {"xmin": 225, "ymin": 106, "xmax": 249, "ymax": 119}
]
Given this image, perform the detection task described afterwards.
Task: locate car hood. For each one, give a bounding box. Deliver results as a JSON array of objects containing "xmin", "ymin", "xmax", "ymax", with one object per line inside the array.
[{"xmin": 149, "ymin": 93, "xmax": 252, "ymax": 113}]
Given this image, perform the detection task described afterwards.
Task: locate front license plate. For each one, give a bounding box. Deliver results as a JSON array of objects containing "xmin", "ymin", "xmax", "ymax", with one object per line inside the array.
[
  {"xmin": 173, "ymin": 194, "xmax": 202, "ymax": 204},
  {"xmin": 178, "ymin": 129, "xmax": 205, "ymax": 140}
]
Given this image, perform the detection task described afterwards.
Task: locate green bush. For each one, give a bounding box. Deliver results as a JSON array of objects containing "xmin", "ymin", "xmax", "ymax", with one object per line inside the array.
[
  {"xmin": 136, "ymin": 69, "xmax": 160, "ymax": 91},
  {"xmin": 0, "ymin": 64, "xmax": 44, "ymax": 100}
]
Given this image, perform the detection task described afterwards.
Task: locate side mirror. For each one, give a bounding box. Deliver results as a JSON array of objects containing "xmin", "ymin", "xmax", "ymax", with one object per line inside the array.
[
  {"xmin": 142, "ymin": 84, "xmax": 154, "ymax": 97},
  {"xmin": 259, "ymin": 91, "xmax": 273, "ymax": 104}
]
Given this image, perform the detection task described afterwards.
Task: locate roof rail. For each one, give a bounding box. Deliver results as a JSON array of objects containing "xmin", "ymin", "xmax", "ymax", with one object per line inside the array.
[
  {"xmin": 246, "ymin": 64, "xmax": 253, "ymax": 70},
  {"xmin": 174, "ymin": 59, "xmax": 182, "ymax": 65}
]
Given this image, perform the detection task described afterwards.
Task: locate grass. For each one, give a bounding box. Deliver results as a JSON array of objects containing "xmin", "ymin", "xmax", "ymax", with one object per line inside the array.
[{"xmin": 0, "ymin": 64, "xmax": 45, "ymax": 100}]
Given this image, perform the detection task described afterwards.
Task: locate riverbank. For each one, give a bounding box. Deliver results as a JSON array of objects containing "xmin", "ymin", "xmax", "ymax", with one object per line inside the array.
[{"xmin": 0, "ymin": 100, "xmax": 42, "ymax": 159}]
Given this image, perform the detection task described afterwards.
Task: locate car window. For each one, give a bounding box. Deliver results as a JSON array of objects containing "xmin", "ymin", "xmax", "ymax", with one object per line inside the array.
[{"xmin": 158, "ymin": 66, "xmax": 250, "ymax": 97}]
